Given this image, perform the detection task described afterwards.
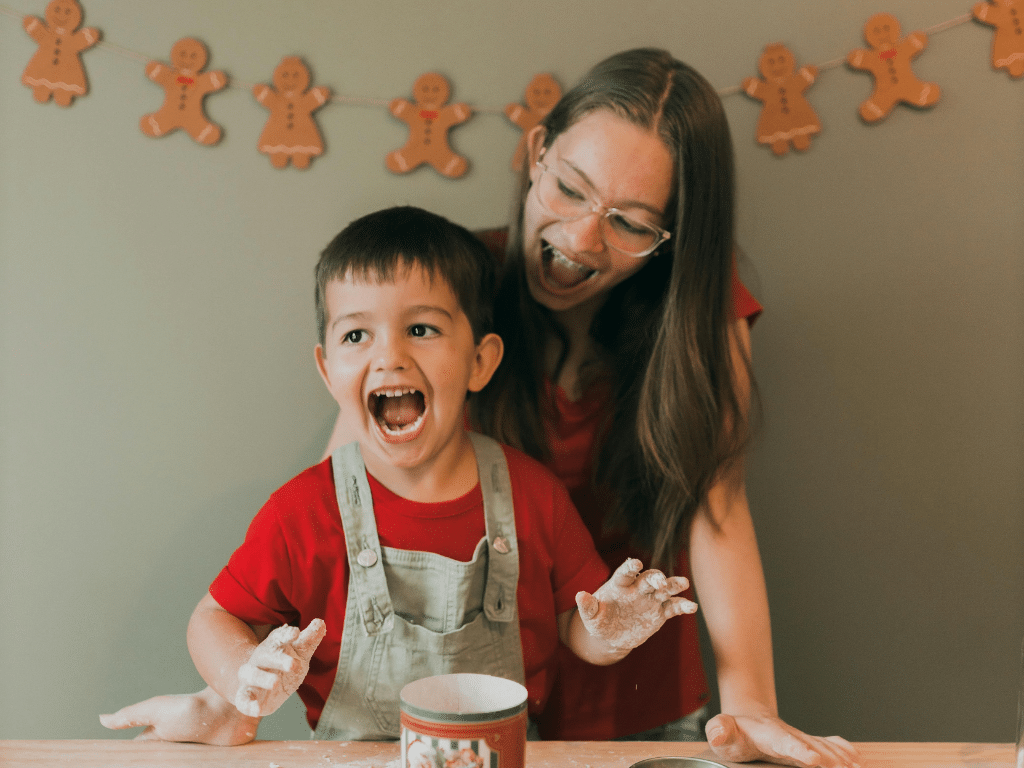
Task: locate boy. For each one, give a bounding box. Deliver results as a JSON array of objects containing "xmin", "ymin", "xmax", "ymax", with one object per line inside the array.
[{"xmin": 102, "ymin": 206, "xmax": 695, "ymax": 743}]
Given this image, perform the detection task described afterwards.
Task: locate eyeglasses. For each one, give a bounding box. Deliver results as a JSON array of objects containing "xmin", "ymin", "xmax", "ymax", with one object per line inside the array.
[{"xmin": 533, "ymin": 155, "xmax": 671, "ymax": 258}]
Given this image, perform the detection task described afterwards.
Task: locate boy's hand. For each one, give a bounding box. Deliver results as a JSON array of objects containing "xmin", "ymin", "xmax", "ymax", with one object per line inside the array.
[
  {"xmin": 99, "ymin": 686, "xmax": 258, "ymax": 745},
  {"xmin": 575, "ymin": 558, "xmax": 697, "ymax": 652},
  {"xmin": 233, "ymin": 618, "xmax": 326, "ymax": 718}
]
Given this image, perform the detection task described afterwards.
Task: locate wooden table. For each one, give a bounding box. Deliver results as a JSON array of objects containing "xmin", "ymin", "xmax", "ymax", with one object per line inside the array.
[{"xmin": 0, "ymin": 740, "xmax": 1013, "ymax": 767}]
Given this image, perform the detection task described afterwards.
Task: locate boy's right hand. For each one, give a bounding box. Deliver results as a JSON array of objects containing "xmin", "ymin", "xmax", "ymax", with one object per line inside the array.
[
  {"xmin": 233, "ymin": 618, "xmax": 326, "ymax": 718},
  {"xmin": 99, "ymin": 686, "xmax": 258, "ymax": 745}
]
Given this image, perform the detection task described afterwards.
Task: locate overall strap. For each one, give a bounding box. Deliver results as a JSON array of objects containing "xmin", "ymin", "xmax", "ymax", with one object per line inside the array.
[
  {"xmin": 331, "ymin": 441, "xmax": 394, "ymax": 636},
  {"xmin": 469, "ymin": 433, "xmax": 519, "ymax": 623}
]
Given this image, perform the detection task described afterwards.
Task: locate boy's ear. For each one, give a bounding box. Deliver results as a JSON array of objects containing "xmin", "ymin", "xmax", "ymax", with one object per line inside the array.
[
  {"xmin": 467, "ymin": 333, "xmax": 504, "ymax": 393},
  {"xmin": 314, "ymin": 344, "xmax": 331, "ymax": 388},
  {"xmin": 525, "ymin": 124, "xmax": 547, "ymax": 170}
]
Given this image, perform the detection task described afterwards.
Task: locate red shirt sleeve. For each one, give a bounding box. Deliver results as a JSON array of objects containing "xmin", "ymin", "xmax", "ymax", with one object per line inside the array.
[
  {"xmin": 732, "ymin": 266, "xmax": 763, "ymax": 325},
  {"xmin": 209, "ymin": 487, "xmax": 303, "ymax": 628}
]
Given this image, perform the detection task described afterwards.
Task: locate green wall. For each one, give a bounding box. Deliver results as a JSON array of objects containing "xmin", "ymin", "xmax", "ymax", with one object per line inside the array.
[{"xmin": 1, "ymin": 0, "xmax": 1021, "ymax": 742}]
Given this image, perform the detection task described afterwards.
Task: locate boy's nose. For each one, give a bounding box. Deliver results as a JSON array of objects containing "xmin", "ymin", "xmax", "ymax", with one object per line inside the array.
[{"xmin": 374, "ymin": 336, "xmax": 410, "ymax": 371}]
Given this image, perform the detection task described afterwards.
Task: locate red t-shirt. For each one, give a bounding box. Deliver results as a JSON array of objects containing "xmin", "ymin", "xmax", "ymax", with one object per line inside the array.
[
  {"xmin": 477, "ymin": 228, "xmax": 763, "ymax": 739},
  {"xmin": 209, "ymin": 443, "xmax": 609, "ymax": 730}
]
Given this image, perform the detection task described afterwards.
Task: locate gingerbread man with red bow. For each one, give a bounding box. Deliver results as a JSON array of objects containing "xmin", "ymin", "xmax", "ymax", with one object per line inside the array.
[
  {"xmin": 973, "ymin": 0, "xmax": 1024, "ymax": 78},
  {"xmin": 21, "ymin": 0, "xmax": 99, "ymax": 107},
  {"xmin": 846, "ymin": 12, "xmax": 940, "ymax": 122},
  {"xmin": 140, "ymin": 37, "xmax": 227, "ymax": 146},
  {"xmin": 386, "ymin": 73, "xmax": 471, "ymax": 178}
]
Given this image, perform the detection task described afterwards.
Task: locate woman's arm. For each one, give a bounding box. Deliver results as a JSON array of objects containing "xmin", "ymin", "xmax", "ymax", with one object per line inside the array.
[{"xmin": 691, "ymin": 320, "xmax": 860, "ymax": 768}]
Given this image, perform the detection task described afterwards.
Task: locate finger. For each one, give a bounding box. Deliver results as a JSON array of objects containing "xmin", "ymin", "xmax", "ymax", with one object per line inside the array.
[
  {"xmin": 663, "ymin": 596, "xmax": 698, "ymax": 616},
  {"xmin": 293, "ymin": 618, "xmax": 327, "ymax": 659},
  {"xmin": 99, "ymin": 710, "xmax": 147, "ymax": 730},
  {"xmin": 233, "ymin": 686, "xmax": 263, "ymax": 718},
  {"xmin": 611, "ymin": 558, "xmax": 643, "ymax": 587},
  {"xmin": 640, "ymin": 570, "xmax": 668, "ymax": 596},
  {"xmin": 248, "ymin": 645, "xmax": 297, "ymax": 674},
  {"xmin": 133, "ymin": 726, "xmax": 161, "ymax": 741},
  {"xmin": 265, "ymin": 624, "xmax": 300, "ymax": 649},
  {"xmin": 664, "ymin": 575, "xmax": 690, "ymax": 595},
  {"xmin": 238, "ymin": 663, "xmax": 282, "ymax": 690},
  {"xmin": 575, "ymin": 591, "xmax": 599, "ymax": 620},
  {"xmin": 813, "ymin": 736, "xmax": 862, "ymax": 768},
  {"xmin": 706, "ymin": 713, "xmax": 743, "ymax": 751}
]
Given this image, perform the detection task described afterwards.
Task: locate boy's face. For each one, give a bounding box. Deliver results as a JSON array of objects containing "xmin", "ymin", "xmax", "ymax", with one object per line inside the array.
[{"xmin": 315, "ymin": 263, "xmax": 502, "ymax": 476}]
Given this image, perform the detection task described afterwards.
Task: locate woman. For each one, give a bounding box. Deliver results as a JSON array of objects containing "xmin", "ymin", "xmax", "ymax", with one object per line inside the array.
[{"xmin": 102, "ymin": 48, "xmax": 858, "ymax": 768}]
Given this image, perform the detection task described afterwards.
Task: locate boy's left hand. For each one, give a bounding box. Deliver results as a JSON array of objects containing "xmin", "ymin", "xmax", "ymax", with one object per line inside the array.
[{"xmin": 576, "ymin": 558, "xmax": 697, "ymax": 652}]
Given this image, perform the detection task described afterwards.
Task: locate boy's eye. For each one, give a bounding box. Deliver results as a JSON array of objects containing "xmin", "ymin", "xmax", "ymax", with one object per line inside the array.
[
  {"xmin": 409, "ymin": 324, "xmax": 438, "ymax": 338},
  {"xmin": 343, "ymin": 329, "xmax": 366, "ymax": 344}
]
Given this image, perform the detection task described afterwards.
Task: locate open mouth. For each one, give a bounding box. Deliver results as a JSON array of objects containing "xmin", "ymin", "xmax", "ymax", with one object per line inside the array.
[
  {"xmin": 369, "ymin": 387, "xmax": 426, "ymax": 440},
  {"xmin": 542, "ymin": 243, "xmax": 596, "ymax": 290}
]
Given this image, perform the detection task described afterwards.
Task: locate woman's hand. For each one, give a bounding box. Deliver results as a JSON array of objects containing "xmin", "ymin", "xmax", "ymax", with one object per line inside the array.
[
  {"xmin": 705, "ymin": 712, "xmax": 861, "ymax": 768},
  {"xmin": 99, "ymin": 686, "xmax": 259, "ymax": 745},
  {"xmin": 233, "ymin": 619, "xmax": 326, "ymax": 717}
]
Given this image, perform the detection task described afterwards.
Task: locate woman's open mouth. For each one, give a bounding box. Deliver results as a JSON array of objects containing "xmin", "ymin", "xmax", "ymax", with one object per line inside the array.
[
  {"xmin": 368, "ymin": 387, "xmax": 426, "ymax": 442},
  {"xmin": 542, "ymin": 242, "xmax": 596, "ymax": 290}
]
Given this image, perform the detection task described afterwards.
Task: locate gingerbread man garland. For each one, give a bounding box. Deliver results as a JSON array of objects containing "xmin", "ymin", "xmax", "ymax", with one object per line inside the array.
[
  {"xmin": 253, "ymin": 57, "xmax": 331, "ymax": 169},
  {"xmin": 973, "ymin": 0, "xmax": 1024, "ymax": 78},
  {"xmin": 846, "ymin": 13, "xmax": 941, "ymax": 123},
  {"xmin": 140, "ymin": 38, "xmax": 227, "ymax": 146},
  {"xmin": 21, "ymin": 0, "xmax": 100, "ymax": 107},
  {"xmin": 743, "ymin": 44, "xmax": 821, "ymax": 156},
  {"xmin": 386, "ymin": 73, "xmax": 471, "ymax": 178},
  {"xmin": 504, "ymin": 73, "xmax": 562, "ymax": 171}
]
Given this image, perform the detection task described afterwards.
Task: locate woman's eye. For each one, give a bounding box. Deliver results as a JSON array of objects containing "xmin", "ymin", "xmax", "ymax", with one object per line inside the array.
[
  {"xmin": 410, "ymin": 324, "xmax": 438, "ymax": 338},
  {"xmin": 609, "ymin": 213, "xmax": 650, "ymax": 236},
  {"xmin": 343, "ymin": 330, "xmax": 366, "ymax": 343},
  {"xmin": 556, "ymin": 177, "xmax": 586, "ymax": 202}
]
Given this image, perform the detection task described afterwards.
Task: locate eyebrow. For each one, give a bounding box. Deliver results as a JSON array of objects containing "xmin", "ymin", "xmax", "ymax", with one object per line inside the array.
[
  {"xmin": 328, "ymin": 304, "xmax": 454, "ymax": 333},
  {"xmin": 561, "ymin": 158, "xmax": 667, "ymax": 219}
]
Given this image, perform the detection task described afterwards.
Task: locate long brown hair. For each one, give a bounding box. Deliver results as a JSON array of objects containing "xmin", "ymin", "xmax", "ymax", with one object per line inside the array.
[{"xmin": 470, "ymin": 48, "xmax": 755, "ymax": 570}]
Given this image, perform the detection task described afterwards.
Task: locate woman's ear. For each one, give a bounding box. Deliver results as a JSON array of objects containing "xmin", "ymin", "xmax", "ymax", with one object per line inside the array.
[
  {"xmin": 467, "ymin": 333, "xmax": 504, "ymax": 393},
  {"xmin": 525, "ymin": 124, "xmax": 547, "ymax": 169}
]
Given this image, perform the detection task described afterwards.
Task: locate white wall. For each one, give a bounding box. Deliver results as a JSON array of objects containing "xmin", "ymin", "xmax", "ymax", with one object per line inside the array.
[{"xmin": 1, "ymin": 0, "xmax": 1021, "ymax": 742}]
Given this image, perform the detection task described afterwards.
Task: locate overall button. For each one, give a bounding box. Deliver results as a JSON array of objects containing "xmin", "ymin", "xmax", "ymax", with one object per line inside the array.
[{"xmin": 357, "ymin": 549, "xmax": 378, "ymax": 567}]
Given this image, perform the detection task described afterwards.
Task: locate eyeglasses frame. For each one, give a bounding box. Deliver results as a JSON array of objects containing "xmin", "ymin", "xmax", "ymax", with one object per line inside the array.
[{"xmin": 532, "ymin": 153, "xmax": 672, "ymax": 259}]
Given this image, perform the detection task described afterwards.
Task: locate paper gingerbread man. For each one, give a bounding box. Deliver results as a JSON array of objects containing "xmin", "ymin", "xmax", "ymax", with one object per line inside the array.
[
  {"xmin": 743, "ymin": 43, "xmax": 821, "ymax": 156},
  {"xmin": 504, "ymin": 73, "xmax": 561, "ymax": 171},
  {"xmin": 973, "ymin": 0, "xmax": 1024, "ymax": 78},
  {"xmin": 386, "ymin": 73, "xmax": 471, "ymax": 178},
  {"xmin": 846, "ymin": 12, "xmax": 940, "ymax": 123},
  {"xmin": 21, "ymin": 0, "xmax": 99, "ymax": 107},
  {"xmin": 253, "ymin": 57, "xmax": 331, "ymax": 169},
  {"xmin": 140, "ymin": 38, "xmax": 227, "ymax": 146}
]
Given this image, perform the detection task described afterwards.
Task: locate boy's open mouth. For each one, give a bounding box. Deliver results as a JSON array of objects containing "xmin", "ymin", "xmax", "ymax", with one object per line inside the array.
[{"xmin": 369, "ymin": 387, "xmax": 426, "ymax": 438}]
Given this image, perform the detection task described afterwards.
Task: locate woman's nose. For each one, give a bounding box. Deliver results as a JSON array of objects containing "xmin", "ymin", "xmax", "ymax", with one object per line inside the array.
[{"xmin": 561, "ymin": 210, "xmax": 606, "ymax": 254}]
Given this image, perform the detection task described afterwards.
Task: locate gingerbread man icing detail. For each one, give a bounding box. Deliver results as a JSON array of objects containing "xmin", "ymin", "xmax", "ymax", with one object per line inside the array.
[
  {"xmin": 21, "ymin": 0, "xmax": 100, "ymax": 107},
  {"xmin": 504, "ymin": 73, "xmax": 561, "ymax": 170},
  {"xmin": 743, "ymin": 44, "xmax": 821, "ymax": 155},
  {"xmin": 254, "ymin": 57, "xmax": 331, "ymax": 169},
  {"xmin": 140, "ymin": 38, "xmax": 228, "ymax": 146},
  {"xmin": 846, "ymin": 13, "xmax": 940, "ymax": 123},
  {"xmin": 973, "ymin": 0, "xmax": 1024, "ymax": 77},
  {"xmin": 386, "ymin": 73, "xmax": 471, "ymax": 178}
]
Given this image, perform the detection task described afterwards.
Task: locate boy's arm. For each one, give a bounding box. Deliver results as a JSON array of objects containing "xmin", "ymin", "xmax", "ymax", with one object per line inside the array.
[
  {"xmin": 187, "ymin": 593, "xmax": 325, "ymax": 718},
  {"xmin": 557, "ymin": 558, "xmax": 697, "ymax": 665}
]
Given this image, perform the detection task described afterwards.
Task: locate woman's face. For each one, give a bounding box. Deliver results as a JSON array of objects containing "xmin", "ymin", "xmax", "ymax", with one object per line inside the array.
[{"xmin": 521, "ymin": 109, "xmax": 675, "ymax": 315}]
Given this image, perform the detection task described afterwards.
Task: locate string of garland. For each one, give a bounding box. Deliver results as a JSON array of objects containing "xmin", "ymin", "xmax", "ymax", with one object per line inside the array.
[{"xmin": 0, "ymin": 2, "xmax": 1016, "ymax": 170}]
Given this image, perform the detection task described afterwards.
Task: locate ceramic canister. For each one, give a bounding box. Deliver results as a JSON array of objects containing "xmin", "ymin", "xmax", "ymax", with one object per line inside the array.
[{"xmin": 399, "ymin": 673, "xmax": 528, "ymax": 768}]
